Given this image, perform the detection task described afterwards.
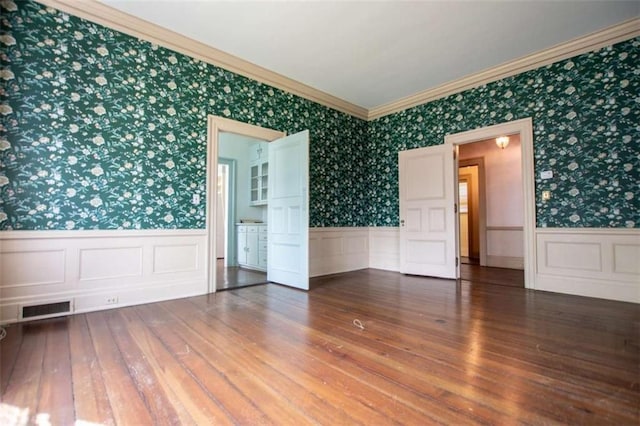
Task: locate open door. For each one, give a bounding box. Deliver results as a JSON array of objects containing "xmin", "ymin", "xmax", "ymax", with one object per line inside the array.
[
  {"xmin": 399, "ymin": 144, "xmax": 457, "ymax": 278},
  {"xmin": 267, "ymin": 130, "xmax": 309, "ymax": 290}
]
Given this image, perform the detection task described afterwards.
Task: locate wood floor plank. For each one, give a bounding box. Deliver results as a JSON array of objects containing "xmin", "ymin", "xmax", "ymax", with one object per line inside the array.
[
  {"xmin": 183, "ymin": 292, "xmax": 487, "ymax": 425},
  {"xmin": 36, "ymin": 319, "xmax": 75, "ymax": 425},
  {"xmin": 174, "ymin": 295, "xmax": 418, "ymax": 425},
  {"xmin": 103, "ymin": 309, "xmax": 184, "ymax": 424},
  {"xmin": 85, "ymin": 311, "xmax": 154, "ymax": 425},
  {"xmin": 134, "ymin": 302, "xmax": 270, "ymax": 425},
  {"xmin": 0, "ymin": 268, "xmax": 637, "ymax": 425},
  {"xmin": 227, "ymin": 287, "xmax": 518, "ymax": 424},
  {"xmin": 118, "ymin": 307, "xmax": 236, "ymax": 425},
  {"xmin": 0, "ymin": 322, "xmax": 23, "ymax": 395},
  {"xmin": 1, "ymin": 322, "xmax": 47, "ymax": 423},
  {"xmin": 68, "ymin": 315, "xmax": 114, "ymax": 425},
  {"xmin": 150, "ymin": 299, "xmax": 333, "ymax": 425}
]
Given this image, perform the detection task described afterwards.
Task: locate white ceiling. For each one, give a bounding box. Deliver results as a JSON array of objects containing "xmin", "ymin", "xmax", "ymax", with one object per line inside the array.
[{"xmin": 100, "ymin": 0, "xmax": 639, "ymax": 109}]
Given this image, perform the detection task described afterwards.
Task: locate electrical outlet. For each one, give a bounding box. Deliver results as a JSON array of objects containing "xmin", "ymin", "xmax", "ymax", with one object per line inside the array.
[
  {"xmin": 106, "ymin": 296, "xmax": 118, "ymax": 305},
  {"xmin": 192, "ymin": 194, "xmax": 200, "ymax": 205}
]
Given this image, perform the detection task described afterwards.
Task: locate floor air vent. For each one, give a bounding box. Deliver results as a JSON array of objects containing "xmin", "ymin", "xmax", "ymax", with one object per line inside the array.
[{"xmin": 22, "ymin": 301, "xmax": 71, "ymax": 319}]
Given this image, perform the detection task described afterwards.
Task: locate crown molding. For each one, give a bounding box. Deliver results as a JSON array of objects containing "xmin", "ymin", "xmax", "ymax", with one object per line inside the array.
[
  {"xmin": 367, "ymin": 18, "xmax": 639, "ymax": 120},
  {"xmin": 33, "ymin": 2, "xmax": 639, "ymax": 122},
  {"xmin": 35, "ymin": 0, "xmax": 369, "ymax": 120}
]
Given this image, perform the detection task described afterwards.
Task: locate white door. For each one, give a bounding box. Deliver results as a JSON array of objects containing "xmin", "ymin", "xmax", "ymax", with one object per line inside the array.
[
  {"xmin": 267, "ymin": 130, "xmax": 309, "ymax": 290},
  {"xmin": 399, "ymin": 144, "xmax": 457, "ymax": 278}
]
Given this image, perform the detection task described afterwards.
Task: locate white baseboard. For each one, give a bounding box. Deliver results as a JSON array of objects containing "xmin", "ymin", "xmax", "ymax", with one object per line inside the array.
[
  {"xmin": 0, "ymin": 230, "xmax": 208, "ymax": 324},
  {"xmin": 309, "ymin": 227, "xmax": 369, "ymax": 277}
]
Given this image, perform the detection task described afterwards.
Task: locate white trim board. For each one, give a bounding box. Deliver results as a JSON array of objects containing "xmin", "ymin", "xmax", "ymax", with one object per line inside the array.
[{"xmin": 35, "ymin": 1, "xmax": 639, "ymax": 121}]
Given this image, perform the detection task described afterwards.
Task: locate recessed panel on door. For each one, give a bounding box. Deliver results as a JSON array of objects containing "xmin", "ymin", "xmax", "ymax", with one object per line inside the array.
[
  {"xmin": 406, "ymin": 240, "xmax": 447, "ymax": 265},
  {"xmin": 271, "ymin": 243, "xmax": 299, "ymax": 272},
  {"xmin": 406, "ymin": 153, "xmax": 445, "ymax": 200},
  {"xmin": 406, "ymin": 208, "xmax": 423, "ymax": 232},
  {"xmin": 428, "ymin": 208, "xmax": 446, "ymax": 232},
  {"xmin": 273, "ymin": 144, "xmax": 301, "ymax": 198},
  {"xmin": 287, "ymin": 206, "xmax": 301, "ymax": 233},
  {"xmin": 271, "ymin": 206, "xmax": 286, "ymax": 233}
]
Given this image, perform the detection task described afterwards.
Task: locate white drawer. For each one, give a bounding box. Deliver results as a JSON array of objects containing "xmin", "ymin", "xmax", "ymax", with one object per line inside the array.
[
  {"xmin": 247, "ymin": 226, "xmax": 258, "ymax": 233},
  {"xmin": 259, "ymin": 242, "xmax": 268, "ymax": 251},
  {"xmin": 258, "ymin": 234, "xmax": 268, "ymax": 242},
  {"xmin": 236, "ymin": 225, "xmax": 247, "ymax": 233}
]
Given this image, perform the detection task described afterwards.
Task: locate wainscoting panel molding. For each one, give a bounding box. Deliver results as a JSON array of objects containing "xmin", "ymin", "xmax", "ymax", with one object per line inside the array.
[
  {"xmin": 2, "ymin": 227, "xmax": 637, "ymax": 323},
  {"xmin": 0, "ymin": 230, "xmax": 207, "ymax": 324},
  {"xmin": 309, "ymin": 228, "xmax": 369, "ymax": 277},
  {"xmin": 368, "ymin": 227, "xmax": 401, "ymax": 272},
  {"xmin": 535, "ymin": 228, "xmax": 640, "ymax": 303}
]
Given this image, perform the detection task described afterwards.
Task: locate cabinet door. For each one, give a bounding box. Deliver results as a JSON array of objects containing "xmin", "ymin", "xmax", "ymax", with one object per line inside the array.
[
  {"xmin": 247, "ymin": 230, "xmax": 259, "ymax": 266},
  {"xmin": 260, "ymin": 162, "xmax": 269, "ymax": 202},
  {"xmin": 250, "ymin": 164, "xmax": 259, "ymax": 203},
  {"xmin": 237, "ymin": 227, "xmax": 248, "ymax": 265}
]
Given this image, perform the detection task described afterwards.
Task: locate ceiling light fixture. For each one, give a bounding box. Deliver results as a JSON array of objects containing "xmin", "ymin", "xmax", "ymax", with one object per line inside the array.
[{"xmin": 496, "ymin": 136, "xmax": 510, "ymax": 149}]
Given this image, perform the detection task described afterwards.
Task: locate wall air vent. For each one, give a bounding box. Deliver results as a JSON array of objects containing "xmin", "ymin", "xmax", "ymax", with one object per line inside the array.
[{"xmin": 22, "ymin": 301, "xmax": 72, "ymax": 320}]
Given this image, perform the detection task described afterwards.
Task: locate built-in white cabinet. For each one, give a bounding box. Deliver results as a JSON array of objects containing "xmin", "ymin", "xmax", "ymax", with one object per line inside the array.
[
  {"xmin": 237, "ymin": 224, "xmax": 267, "ymax": 271},
  {"xmin": 250, "ymin": 160, "xmax": 268, "ymax": 205}
]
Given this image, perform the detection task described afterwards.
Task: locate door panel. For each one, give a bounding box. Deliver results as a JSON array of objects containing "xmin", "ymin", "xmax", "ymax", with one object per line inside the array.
[
  {"xmin": 399, "ymin": 145, "xmax": 457, "ymax": 278},
  {"xmin": 268, "ymin": 130, "xmax": 309, "ymax": 290}
]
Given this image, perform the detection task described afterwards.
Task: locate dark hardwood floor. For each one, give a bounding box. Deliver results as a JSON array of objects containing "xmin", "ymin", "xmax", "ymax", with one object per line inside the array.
[
  {"xmin": 1, "ymin": 268, "xmax": 638, "ymax": 425},
  {"xmin": 216, "ymin": 259, "xmax": 268, "ymax": 291},
  {"xmin": 460, "ymin": 263, "xmax": 525, "ymax": 288}
]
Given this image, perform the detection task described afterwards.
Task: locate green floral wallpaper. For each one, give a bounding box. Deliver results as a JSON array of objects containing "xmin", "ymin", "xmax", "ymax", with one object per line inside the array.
[
  {"xmin": 0, "ymin": 0, "xmax": 368, "ymax": 230},
  {"xmin": 368, "ymin": 38, "xmax": 639, "ymax": 228},
  {"xmin": 1, "ymin": 1, "xmax": 637, "ymax": 231}
]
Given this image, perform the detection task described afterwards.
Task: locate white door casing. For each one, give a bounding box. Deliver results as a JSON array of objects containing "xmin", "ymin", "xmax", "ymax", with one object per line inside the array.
[
  {"xmin": 445, "ymin": 118, "xmax": 535, "ymax": 288},
  {"xmin": 268, "ymin": 130, "xmax": 310, "ymax": 290},
  {"xmin": 207, "ymin": 116, "xmax": 285, "ymax": 293},
  {"xmin": 399, "ymin": 144, "xmax": 457, "ymax": 279}
]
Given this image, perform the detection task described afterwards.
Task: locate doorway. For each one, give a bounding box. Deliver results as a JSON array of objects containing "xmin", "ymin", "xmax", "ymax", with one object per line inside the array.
[
  {"xmin": 215, "ymin": 133, "xmax": 271, "ymax": 290},
  {"xmin": 207, "ymin": 116, "xmax": 311, "ymax": 293},
  {"xmin": 207, "ymin": 117, "xmax": 285, "ymax": 292},
  {"xmin": 458, "ymin": 162, "xmax": 482, "ymax": 265},
  {"xmin": 447, "ymin": 118, "xmax": 535, "ymax": 289}
]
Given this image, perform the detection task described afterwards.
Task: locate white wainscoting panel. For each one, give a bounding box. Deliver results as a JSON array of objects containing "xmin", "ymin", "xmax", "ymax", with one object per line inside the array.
[
  {"xmin": 80, "ymin": 246, "xmax": 144, "ymax": 281},
  {"xmin": 153, "ymin": 244, "xmax": 199, "ymax": 274},
  {"xmin": 309, "ymin": 227, "xmax": 369, "ymax": 277},
  {"xmin": 368, "ymin": 227, "xmax": 400, "ymax": 272},
  {"xmin": 2, "ymin": 249, "xmax": 66, "ymax": 287},
  {"xmin": 535, "ymin": 228, "xmax": 640, "ymax": 303},
  {"xmin": 0, "ymin": 230, "xmax": 207, "ymax": 324}
]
